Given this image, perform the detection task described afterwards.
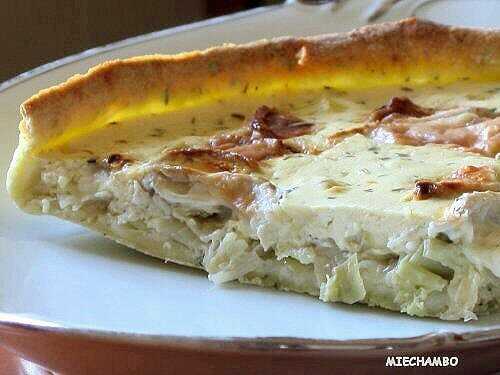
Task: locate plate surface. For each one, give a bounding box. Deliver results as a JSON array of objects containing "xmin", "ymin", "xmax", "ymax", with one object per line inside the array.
[{"xmin": 1, "ymin": 0, "xmax": 500, "ymax": 372}]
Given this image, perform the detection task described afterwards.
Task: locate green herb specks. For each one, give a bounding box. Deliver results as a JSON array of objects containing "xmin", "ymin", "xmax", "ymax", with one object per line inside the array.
[
  {"xmin": 230, "ymin": 113, "xmax": 245, "ymax": 121},
  {"xmin": 164, "ymin": 88, "xmax": 170, "ymax": 105},
  {"xmin": 208, "ymin": 61, "xmax": 220, "ymax": 74}
]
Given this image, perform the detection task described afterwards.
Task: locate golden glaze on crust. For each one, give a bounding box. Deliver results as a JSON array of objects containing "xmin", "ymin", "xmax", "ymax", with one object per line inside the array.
[{"xmin": 18, "ymin": 18, "xmax": 500, "ymax": 152}]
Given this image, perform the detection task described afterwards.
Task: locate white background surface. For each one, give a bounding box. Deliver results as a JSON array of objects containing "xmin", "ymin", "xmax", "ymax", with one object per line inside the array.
[{"xmin": 1, "ymin": 0, "xmax": 500, "ymax": 340}]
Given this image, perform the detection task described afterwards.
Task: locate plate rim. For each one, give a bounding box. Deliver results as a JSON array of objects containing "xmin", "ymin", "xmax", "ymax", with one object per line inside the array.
[
  {"xmin": 0, "ymin": 313, "xmax": 499, "ymax": 352},
  {"xmin": 1, "ymin": 0, "xmax": 500, "ymax": 353}
]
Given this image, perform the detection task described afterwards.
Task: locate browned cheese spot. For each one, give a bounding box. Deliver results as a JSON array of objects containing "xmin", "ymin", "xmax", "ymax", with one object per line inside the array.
[
  {"xmin": 414, "ymin": 165, "xmax": 499, "ymax": 200},
  {"xmin": 329, "ymin": 97, "xmax": 500, "ymax": 157},
  {"xmin": 161, "ymin": 106, "xmax": 315, "ymax": 173}
]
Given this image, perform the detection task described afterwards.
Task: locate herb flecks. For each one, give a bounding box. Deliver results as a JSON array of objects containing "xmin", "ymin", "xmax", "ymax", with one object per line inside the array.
[
  {"xmin": 486, "ymin": 87, "xmax": 500, "ymax": 94},
  {"xmin": 230, "ymin": 113, "xmax": 245, "ymax": 121},
  {"xmin": 391, "ymin": 187, "xmax": 406, "ymax": 192},
  {"xmin": 164, "ymin": 88, "xmax": 170, "ymax": 105},
  {"xmin": 208, "ymin": 61, "xmax": 220, "ymax": 74},
  {"xmin": 396, "ymin": 153, "xmax": 411, "ymax": 158},
  {"xmin": 323, "ymin": 85, "xmax": 347, "ymax": 95},
  {"xmin": 149, "ymin": 128, "xmax": 166, "ymax": 137}
]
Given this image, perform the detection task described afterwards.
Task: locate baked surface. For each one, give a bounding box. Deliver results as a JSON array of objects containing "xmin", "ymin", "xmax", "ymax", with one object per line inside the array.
[{"xmin": 7, "ymin": 18, "xmax": 500, "ymax": 320}]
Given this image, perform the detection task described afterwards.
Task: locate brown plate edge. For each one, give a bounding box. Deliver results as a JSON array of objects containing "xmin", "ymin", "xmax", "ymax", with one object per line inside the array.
[{"xmin": 0, "ymin": 316, "xmax": 500, "ymax": 374}]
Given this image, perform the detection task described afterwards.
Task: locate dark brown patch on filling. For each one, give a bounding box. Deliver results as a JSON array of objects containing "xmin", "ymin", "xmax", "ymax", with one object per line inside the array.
[
  {"xmin": 104, "ymin": 153, "xmax": 134, "ymax": 169},
  {"xmin": 162, "ymin": 106, "xmax": 314, "ymax": 173},
  {"xmin": 414, "ymin": 165, "xmax": 499, "ymax": 200},
  {"xmin": 163, "ymin": 148, "xmax": 257, "ymax": 173},
  {"xmin": 230, "ymin": 113, "xmax": 246, "ymax": 121},
  {"xmin": 369, "ymin": 97, "xmax": 434, "ymax": 122},
  {"xmin": 249, "ymin": 105, "xmax": 314, "ymax": 139},
  {"xmin": 329, "ymin": 97, "xmax": 500, "ymax": 157},
  {"xmin": 329, "ymin": 97, "xmax": 433, "ymax": 144}
]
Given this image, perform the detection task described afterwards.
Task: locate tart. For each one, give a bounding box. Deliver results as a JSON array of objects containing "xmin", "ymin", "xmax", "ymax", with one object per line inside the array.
[{"xmin": 7, "ymin": 19, "xmax": 500, "ymax": 320}]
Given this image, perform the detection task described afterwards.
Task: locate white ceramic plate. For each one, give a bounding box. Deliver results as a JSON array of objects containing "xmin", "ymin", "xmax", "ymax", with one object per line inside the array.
[{"xmin": 1, "ymin": 0, "xmax": 500, "ymax": 347}]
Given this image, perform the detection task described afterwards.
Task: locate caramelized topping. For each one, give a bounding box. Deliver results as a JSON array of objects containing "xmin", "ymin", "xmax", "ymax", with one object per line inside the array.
[
  {"xmin": 414, "ymin": 165, "xmax": 499, "ymax": 200},
  {"xmin": 369, "ymin": 97, "xmax": 434, "ymax": 122},
  {"xmin": 370, "ymin": 102, "xmax": 500, "ymax": 156},
  {"xmin": 221, "ymin": 139, "xmax": 292, "ymax": 162},
  {"xmin": 162, "ymin": 148, "xmax": 257, "ymax": 173},
  {"xmin": 159, "ymin": 165, "xmax": 277, "ymax": 213},
  {"xmin": 162, "ymin": 106, "xmax": 314, "ymax": 173},
  {"xmin": 330, "ymin": 97, "xmax": 500, "ymax": 157},
  {"xmin": 249, "ymin": 105, "xmax": 314, "ymax": 139},
  {"xmin": 328, "ymin": 124, "xmax": 372, "ymax": 145},
  {"xmin": 329, "ymin": 97, "xmax": 434, "ymax": 145}
]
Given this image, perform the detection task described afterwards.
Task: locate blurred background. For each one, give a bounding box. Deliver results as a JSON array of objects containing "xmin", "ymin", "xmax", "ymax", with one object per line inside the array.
[
  {"xmin": 0, "ymin": 0, "xmax": 282, "ymax": 83},
  {"xmin": 4, "ymin": 0, "xmax": 500, "ymax": 84}
]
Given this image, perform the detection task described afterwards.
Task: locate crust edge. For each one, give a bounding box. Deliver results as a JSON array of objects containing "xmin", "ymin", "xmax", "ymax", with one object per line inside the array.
[{"xmin": 18, "ymin": 18, "xmax": 500, "ymax": 149}]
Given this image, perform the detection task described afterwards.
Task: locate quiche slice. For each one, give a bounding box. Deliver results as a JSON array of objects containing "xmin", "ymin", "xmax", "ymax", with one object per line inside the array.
[{"xmin": 7, "ymin": 19, "xmax": 500, "ymax": 320}]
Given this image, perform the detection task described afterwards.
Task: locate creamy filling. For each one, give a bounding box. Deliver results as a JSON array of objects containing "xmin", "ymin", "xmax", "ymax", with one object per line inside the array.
[
  {"xmin": 28, "ymin": 158, "xmax": 500, "ymax": 320},
  {"xmin": 21, "ymin": 82, "xmax": 500, "ymax": 321}
]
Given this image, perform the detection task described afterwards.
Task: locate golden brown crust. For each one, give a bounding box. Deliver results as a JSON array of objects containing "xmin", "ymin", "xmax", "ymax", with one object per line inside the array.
[{"xmin": 19, "ymin": 18, "xmax": 500, "ymax": 152}]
